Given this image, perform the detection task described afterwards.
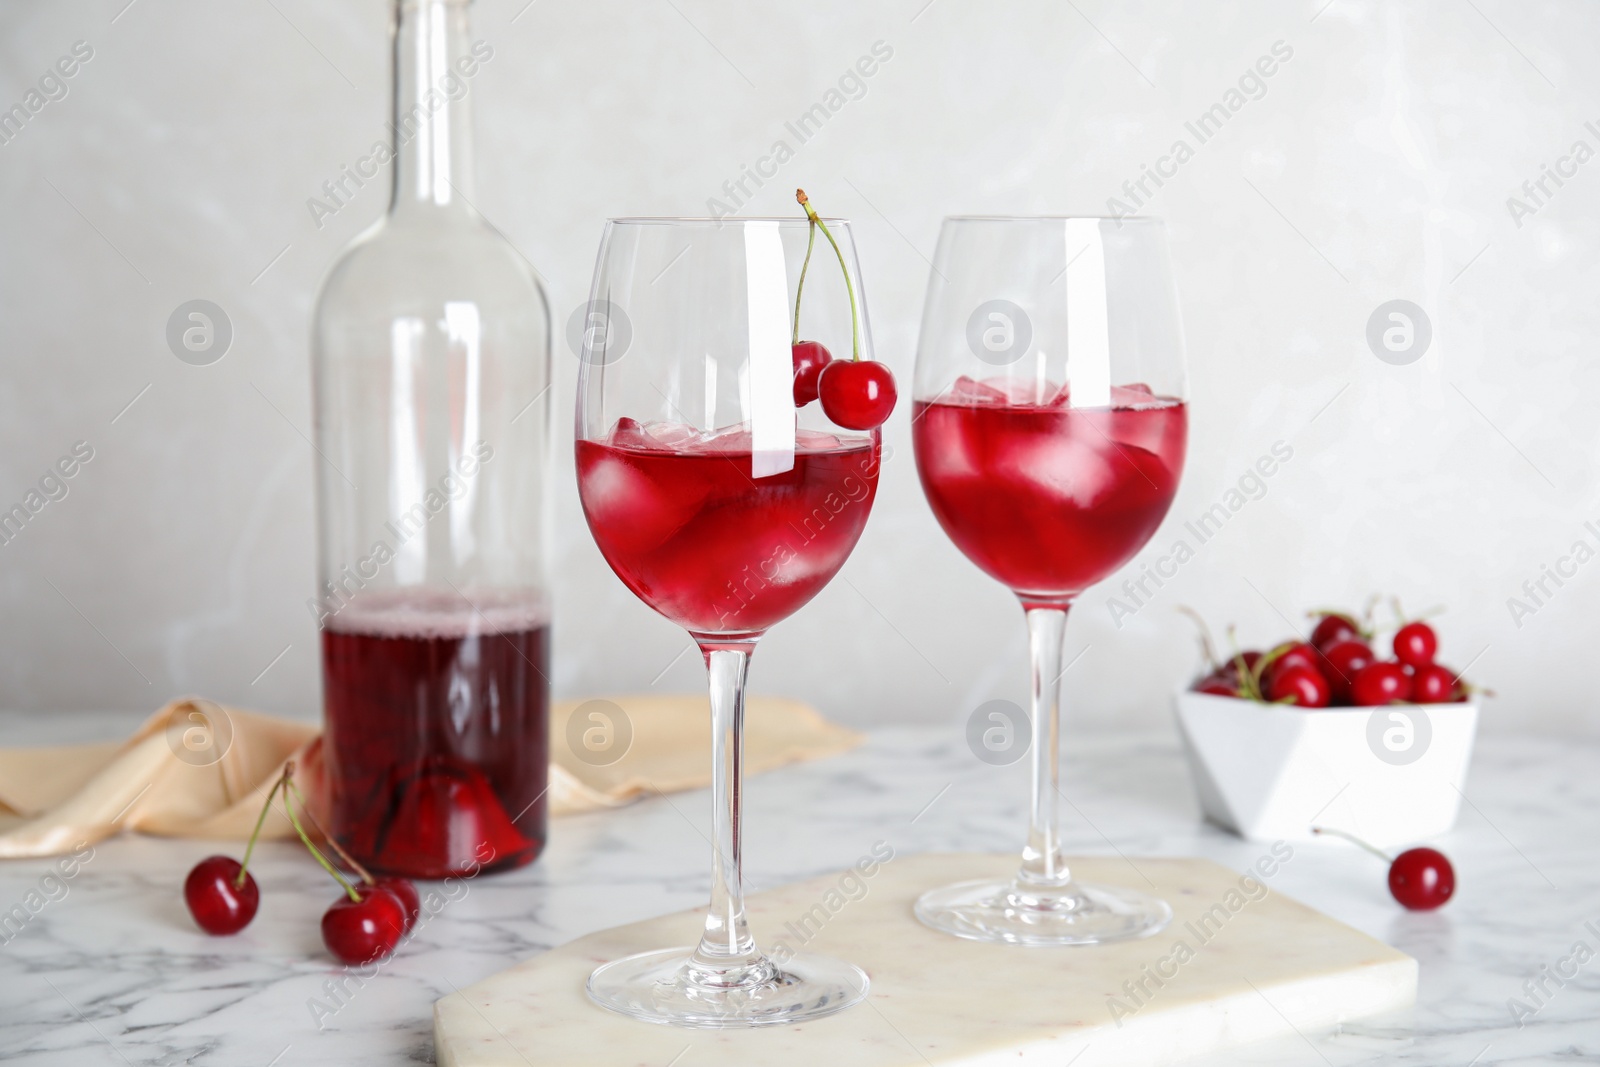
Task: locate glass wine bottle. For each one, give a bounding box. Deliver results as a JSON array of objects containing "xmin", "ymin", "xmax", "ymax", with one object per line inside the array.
[{"xmin": 309, "ymin": 0, "xmax": 552, "ymax": 879}]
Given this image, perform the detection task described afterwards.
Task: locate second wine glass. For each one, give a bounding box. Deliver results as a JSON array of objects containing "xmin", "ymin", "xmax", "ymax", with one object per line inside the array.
[{"xmin": 912, "ymin": 216, "xmax": 1189, "ymax": 946}]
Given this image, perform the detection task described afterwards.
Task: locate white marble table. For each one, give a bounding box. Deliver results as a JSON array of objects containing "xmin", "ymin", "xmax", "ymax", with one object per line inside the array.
[{"xmin": 0, "ymin": 711, "xmax": 1594, "ymax": 1066}]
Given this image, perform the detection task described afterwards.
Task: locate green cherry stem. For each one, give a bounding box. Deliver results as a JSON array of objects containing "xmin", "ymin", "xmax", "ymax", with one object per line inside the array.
[
  {"xmin": 285, "ymin": 776, "xmax": 376, "ymax": 886},
  {"xmin": 235, "ymin": 768, "xmax": 288, "ymax": 891},
  {"xmin": 792, "ymin": 218, "xmax": 816, "ymax": 346},
  {"xmin": 278, "ymin": 769, "xmax": 360, "ymax": 903},
  {"xmin": 1176, "ymin": 605, "xmax": 1219, "ymax": 671},
  {"xmin": 796, "ymin": 189, "xmax": 861, "ymax": 362}
]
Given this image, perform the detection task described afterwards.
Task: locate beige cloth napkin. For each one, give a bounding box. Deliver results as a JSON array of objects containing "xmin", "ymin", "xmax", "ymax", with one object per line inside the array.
[{"xmin": 0, "ymin": 695, "xmax": 861, "ymax": 859}]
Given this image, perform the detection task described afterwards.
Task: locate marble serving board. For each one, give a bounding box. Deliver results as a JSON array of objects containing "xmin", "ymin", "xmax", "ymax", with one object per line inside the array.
[{"xmin": 434, "ymin": 853, "xmax": 1416, "ymax": 1067}]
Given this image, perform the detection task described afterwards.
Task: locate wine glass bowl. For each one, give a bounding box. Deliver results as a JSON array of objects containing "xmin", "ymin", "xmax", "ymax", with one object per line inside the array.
[{"xmin": 911, "ymin": 216, "xmax": 1188, "ymax": 945}]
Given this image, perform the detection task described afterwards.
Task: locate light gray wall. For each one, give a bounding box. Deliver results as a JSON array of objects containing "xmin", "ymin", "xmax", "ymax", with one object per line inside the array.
[{"xmin": 1, "ymin": 0, "xmax": 1594, "ymax": 736}]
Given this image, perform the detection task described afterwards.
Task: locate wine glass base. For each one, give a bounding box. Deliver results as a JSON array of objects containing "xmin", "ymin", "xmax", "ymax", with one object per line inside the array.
[
  {"xmin": 914, "ymin": 878, "xmax": 1172, "ymax": 946},
  {"xmin": 586, "ymin": 948, "xmax": 869, "ymax": 1028}
]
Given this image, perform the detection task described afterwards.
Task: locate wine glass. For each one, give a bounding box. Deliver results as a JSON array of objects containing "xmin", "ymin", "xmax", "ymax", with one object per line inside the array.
[
  {"xmin": 575, "ymin": 217, "xmax": 882, "ymax": 1026},
  {"xmin": 911, "ymin": 216, "xmax": 1188, "ymax": 945}
]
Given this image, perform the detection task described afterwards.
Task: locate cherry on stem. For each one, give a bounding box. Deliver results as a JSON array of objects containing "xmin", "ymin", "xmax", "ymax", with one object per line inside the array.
[
  {"xmin": 321, "ymin": 885, "xmax": 407, "ymax": 966},
  {"xmin": 818, "ymin": 359, "xmax": 896, "ymax": 430},
  {"xmin": 790, "ymin": 217, "xmax": 834, "ymax": 406},
  {"xmin": 791, "ymin": 340, "xmax": 832, "ymax": 407},
  {"xmin": 277, "ymin": 770, "xmax": 361, "ymax": 904},
  {"xmin": 1313, "ymin": 827, "xmax": 1455, "ymax": 910},
  {"xmin": 1267, "ymin": 664, "xmax": 1330, "ymax": 708},
  {"xmin": 795, "ymin": 188, "xmax": 897, "ymax": 429},
  {"xmin": 279, "ymin": 775, "xmax": 407, "ymax": 964},
  {"xmin": 286, "ymin": 776, "xmax": 418, "ymax": 934},
  {"xmin": 795, "ymin": 189, "xmax": 860, "ymax": 362},
  {"xmin": 184, "ymin": 764, "xmax": 289, "ymax": 935},
  {"xmin": 184, "ymin": 856, "xmax": 260, "ymax": 936}
]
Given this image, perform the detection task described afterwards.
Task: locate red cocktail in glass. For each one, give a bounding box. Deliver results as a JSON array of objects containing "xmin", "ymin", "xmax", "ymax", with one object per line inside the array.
[
  {"xmin": 910, "ymin": 215, "xmax": 1189, "ymax": 945},
  {"xmin": 575, "ymin": 215, "xmax": 887, "ymax": 1027},
  {"xmin": 914, "ymin": 379, "xmax": 1186, "ymax": 602},
  {"xmin": 577, "ymin": 420, "xmax": 880, "ymax": 635}
]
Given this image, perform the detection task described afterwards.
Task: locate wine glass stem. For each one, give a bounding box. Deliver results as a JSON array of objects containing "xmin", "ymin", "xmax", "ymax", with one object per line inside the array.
[
  {"xmin": 1019, "ymin": 604, "xmax": 1072, "ymax": 890},
  {"xmin": 690, "ymin": 639, "xmax": 763, "ymax": 977}
]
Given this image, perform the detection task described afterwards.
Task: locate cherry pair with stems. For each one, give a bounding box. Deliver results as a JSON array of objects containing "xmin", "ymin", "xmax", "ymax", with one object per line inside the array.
[{"xmin": 183, "ymin": 763, "xmax": 419, "ymax": 965}]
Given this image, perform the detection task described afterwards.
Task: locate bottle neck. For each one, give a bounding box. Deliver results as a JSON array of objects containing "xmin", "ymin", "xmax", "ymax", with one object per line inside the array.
[{"xmin": 389, "ymin": 0, "xmax": 477, "ymax": 218}]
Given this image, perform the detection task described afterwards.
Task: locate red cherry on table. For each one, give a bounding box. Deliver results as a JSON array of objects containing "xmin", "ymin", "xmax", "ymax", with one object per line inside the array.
[
  {"xmin": 1411, "ymin": 662, "xmax": 1463, "ymax": 704},
  {"xmin": 184, "ymin": 856, "xmax": 260, "ymax": 935},
  {"xmin": 1316, "ymin": 827, "xmax": 1456, "ymax": 911},
  {"xmin": 322, "ymin": 884, "xmax": 407, "ymax": 965},
  {"xmin": 791, "ymin": 341, "xmax": 833, "ymax": 406},
  {"xmin": 1350, "ymin": 661, "xmax": 1413, "ymax": 706},
  {"xmin": 1268, "ymin": 664, "xmax": 1331, "ymax": 708},
  {"xmin": 1392, "ymin": 621, "xmax": 1439, "ymax": 668},
  {"xmin": 1320, "ymin": 639, "xmax": 1375, "ymax": 704},
  {"xmin": 1310, "ymin": 612, "xmax": 1362, "ymax": 651},
  {"xmin": 1388, "ymin": 847, "xmax": 1455, "ymax": 910},
  {"xmin": 818, "ymin": 359, "xmax": 897, "ymax": 430},
  {"xmin": 376, "ymin": 877, "xmax": 420, "ymax": 932}
]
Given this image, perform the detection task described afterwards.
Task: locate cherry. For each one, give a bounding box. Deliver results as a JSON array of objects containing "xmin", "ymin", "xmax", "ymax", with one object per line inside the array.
[
  {"xmin": 321, "ymin": 884, "xmax": 407, "ymax": 965},
  {"xmin": 791, "ymin": 341, "xmax": 833, "ymax": 406},
  {"xmin": 377, "ymin": 756, "xmax": 530, "ymax": 878},
  {"xmin": 1320, "ymin": 639, "xmax": 1375, "ymax": 704},
  {"xmin": 184, "ymin": 856, "xmax": 260, "ymax": 935},
  {"xmin": 1388, "ymin": 847, "xmax": 1456, "ymax": 910},
  {"xmin": 1310, "ymin": 612, "xmax": 1362, "ymax": 651},
  {"xmin": 184, "ymin": 762, "xmax": 287, "ymax": 936},
  {"xmin": 792, "ymin": 189, "xmax": 898, "ymax": 431},
  {"xmin": 1205, "ymin": 649, "xmax": 1265, "ymax": 699},
  {"xmin": 1410, "ymin": 662, "xmax": 1463, "ymax": 704},
  {"xmin": 818, "ymin": 359, "xmax": 897, "ymax": 430},
  {"xmin": 1267, "ymin": 664, "xmax": 1330, "ymax": 708},
  {"xmin": 377, "ymin": 877, "xmax": 421, "ymax": 932},
  {"xmin": 1228, "ymin": 652, "xmax": 1267, "ymax": 684},
  {"xmin": 1314, "ymin": 828, "xmax": 1455, "ymax": 911},
  {"xmin": 1194, "ymin": 674, "xmax": 1240, "ymax": 697},
  {"xmin": 1392, "ymin": 621, "xmax": 1438, "ymax": 668},
  {"xmin": 1263, "ymin": 642, "xmax": 1322, "ymax": 687},
  {"xmin": 1350, "ymin": 661, "xmax": 1413, "ymax": 706},
  {"xmin": 272, "ymin": 764, "xmax": 412, "ymax": 964}
]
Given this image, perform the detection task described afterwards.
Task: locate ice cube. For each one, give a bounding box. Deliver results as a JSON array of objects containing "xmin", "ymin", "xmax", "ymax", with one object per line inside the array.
[
  {"xmin": 641, "ymin": 420, "xmax": 701, "ymax": 449},
  {"xmin": 948, "ymin": 375, "xmax": 1008, "ymax": 404},
  {"xmin": 578, "ymin": 448, "xmax": 708, "ymax": 556},
  {"xmin": 1014, "ymin": 431, "xmax": 1172, "ymax": 512},
  {"xmin": 950, "ymin": 376, "xmax": 1062, "ymax": 406},
  {"xmin": 1109, "ymin": 383, "xmax": 1158, "ymax": 409},
  {"xmin": 1053, "ymin": 383, "xmax": 1162, "ymax": 410},
  {"xmin": 795, "ymin": 429, "xmax": 842, "ymax": 452},
  {"xmin": 695, "ymin": 424, "xmax": 755, "ymax": 453},
  {"xmin": 991, "ymin": 376, "xmax": 1060, "ymax": 405}
]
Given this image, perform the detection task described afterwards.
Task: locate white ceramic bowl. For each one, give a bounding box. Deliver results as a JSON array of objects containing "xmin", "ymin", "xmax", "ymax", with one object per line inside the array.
[{"xmin": 1173, "ymin": 691, "xmax": 1479, "ymax": 848}]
